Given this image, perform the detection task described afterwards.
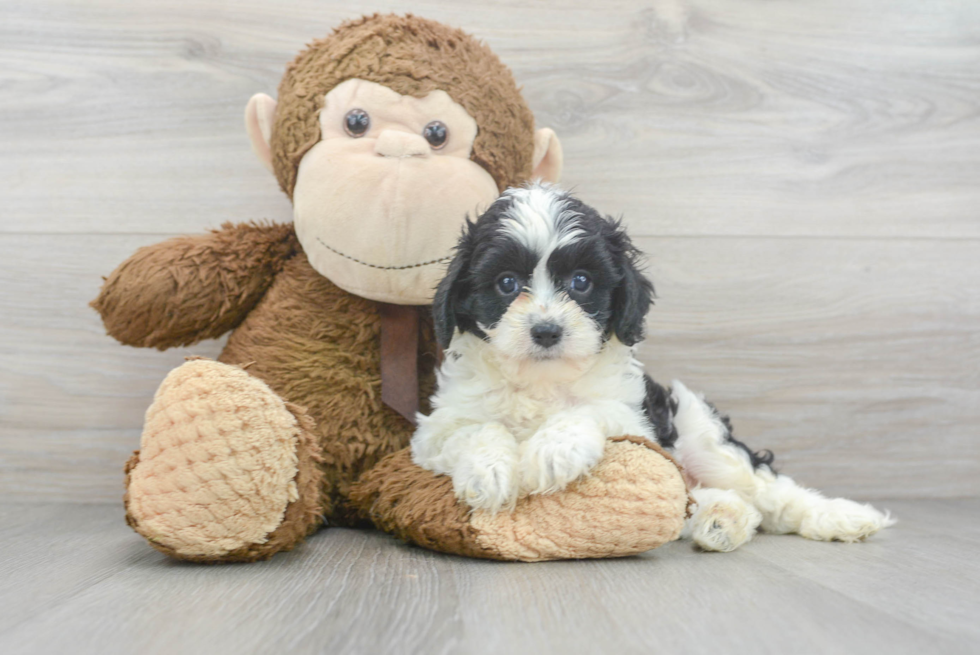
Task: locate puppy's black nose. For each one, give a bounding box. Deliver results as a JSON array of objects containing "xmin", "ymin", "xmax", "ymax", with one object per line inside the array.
[{"xmin": 530, "ymin": 323, "xmax": 563, "ymax": 348}]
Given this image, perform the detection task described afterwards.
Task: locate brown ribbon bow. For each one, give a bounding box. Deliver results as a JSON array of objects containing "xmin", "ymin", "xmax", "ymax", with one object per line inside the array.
[{"xmin": 378, "ymin": 303, "xmax": 421, "ymax": 425}]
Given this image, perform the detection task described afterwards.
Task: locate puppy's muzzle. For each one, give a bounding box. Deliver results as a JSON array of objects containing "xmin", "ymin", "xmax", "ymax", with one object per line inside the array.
[{"xmin": 530, "ymin": 322, "xmax": 563, "ymax": 349}]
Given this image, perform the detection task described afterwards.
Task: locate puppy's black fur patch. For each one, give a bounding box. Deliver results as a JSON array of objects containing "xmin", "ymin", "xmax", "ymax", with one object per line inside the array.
[
  {"xmin": 708, "ymin": 401, "xmax": 777, "ymax": 471},
  {"xmin": 432, "ymin": 189, "xmax": 655, "ymax": 349},
  {"xmin": 640, "ymin": 377, "xmax": 776, "ymax": 471},
  {"xmin": 642, "ymin": 376, "xmax": 679, "ymax": 449}
]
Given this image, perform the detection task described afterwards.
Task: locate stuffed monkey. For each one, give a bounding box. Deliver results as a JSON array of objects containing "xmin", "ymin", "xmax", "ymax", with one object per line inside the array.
[{"xmin": 93, "ymin": 14, "xmax": 690, "ymax": 563}]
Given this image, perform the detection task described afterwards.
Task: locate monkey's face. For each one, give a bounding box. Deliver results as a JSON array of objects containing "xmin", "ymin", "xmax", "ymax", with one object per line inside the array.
[{"xmin": 290, "ymin": 79, "xmax": 500, "ymax": 304}]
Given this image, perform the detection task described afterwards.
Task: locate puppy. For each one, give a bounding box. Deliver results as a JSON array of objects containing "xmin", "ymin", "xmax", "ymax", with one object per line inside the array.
[{"xmin": 412, "ymin": 183, "xmax": 894, "ymax": 551}]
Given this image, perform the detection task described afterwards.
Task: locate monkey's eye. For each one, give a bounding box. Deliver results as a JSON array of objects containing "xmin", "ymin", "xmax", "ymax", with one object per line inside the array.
[
  {"xmin": 570, "ymin": 272, "xmax": 592, "ymax": 294},
  {"xmin": 496, "ymin": 273, "xmax": 520, "ymax": 296},
  {"xmin": 423, "ymin": 121, "xmax": 448, "ymax": 149},
  {"xmin": 343, "ymin": 109, "xmax": 370, "ymax": 137}
]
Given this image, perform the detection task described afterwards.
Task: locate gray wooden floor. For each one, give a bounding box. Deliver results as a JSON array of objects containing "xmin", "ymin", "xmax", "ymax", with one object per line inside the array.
[{"xmin": 0, "ymin": 499, "xmax": 976, "ymax": 655}]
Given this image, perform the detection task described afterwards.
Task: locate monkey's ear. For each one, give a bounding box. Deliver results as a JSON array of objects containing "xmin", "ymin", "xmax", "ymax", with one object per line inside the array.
[
  {"xmin": 245, "ymin": 93, "xmax": 277, "ymax": 174},
  {"xmin": 532, "ymin": 128, "xmax": 563, "ymax": 183}
]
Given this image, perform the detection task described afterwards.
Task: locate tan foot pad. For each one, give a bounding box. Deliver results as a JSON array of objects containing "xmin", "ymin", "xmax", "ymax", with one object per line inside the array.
[
  {"xmin": 350, "ymin": 437, "xmax": 692, "ymax": 562},
  {"xmin": 125, "ymin": 360, "xmax": 310, "ymax": 560}
]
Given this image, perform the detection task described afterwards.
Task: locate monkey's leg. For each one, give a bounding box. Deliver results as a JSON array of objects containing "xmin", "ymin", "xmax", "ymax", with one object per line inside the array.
[
  {"xmin": 349, "ymin": 436, "xmax": 692, "ymax": 561},
  {"xmin": 124, "ymin": 359, "xmax": 326, "ymax": 562}
]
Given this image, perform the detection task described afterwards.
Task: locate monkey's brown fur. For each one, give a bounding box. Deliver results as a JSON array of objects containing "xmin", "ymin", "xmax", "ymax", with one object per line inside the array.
[
  {"xmin": 95, "ymin": 15, "xmax": 536, "ymax": 561},
  {"xmin": 96, "ymin": 224, "xmax": 439, "ymax": 553},
  {"xmin": 94, "ymin": 222, "xmax": 298, "ymax": 350},
  {"xmin": 94, "ymin": 14, "xmax": 689, "ymax": 563},
  {"xmin": 272, "ymin": 14, "xmax": 535, "ymax": 197},
  {"xmin": 351, "ymin": 436, "xmax": 692, "ymax": 562}
]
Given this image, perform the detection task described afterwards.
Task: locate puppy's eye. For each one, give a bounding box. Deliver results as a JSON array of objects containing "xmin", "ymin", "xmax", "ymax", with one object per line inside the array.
[
  {"xmin": 570, "ymin": 272, "xmax": 592, "ymax": 293},
  {"xmin": 423, "ymin": 121, "xmax": 448, "ymax": 149},
  {"xmin": 344, "ymin": 109, "xmax": 370, "ymax": 137},
  {"xmin": 496, "ymin": 274, "xmax": 520, "ymax": 295}
]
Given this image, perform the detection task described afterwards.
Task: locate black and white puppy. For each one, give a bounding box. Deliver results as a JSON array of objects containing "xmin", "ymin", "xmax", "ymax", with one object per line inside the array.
[{"xmin": 412, "ymin": 183, "xmax": 893, "ymax": 552}]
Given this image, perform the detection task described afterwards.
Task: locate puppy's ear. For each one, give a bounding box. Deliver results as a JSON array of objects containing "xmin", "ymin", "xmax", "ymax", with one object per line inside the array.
[
  {"xmin": 432, "ymin": 222, "xmax": 476, "ymax": 349},
  {"xmin": 610, "ymin": 225, "xmax": 655, "ymax": 346}
]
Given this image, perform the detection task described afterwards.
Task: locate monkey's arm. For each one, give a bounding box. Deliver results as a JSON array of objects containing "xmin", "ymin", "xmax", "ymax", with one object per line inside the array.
[{"xmin": 92, "ymin": 222, "xmax": 299, "ymax": 349}]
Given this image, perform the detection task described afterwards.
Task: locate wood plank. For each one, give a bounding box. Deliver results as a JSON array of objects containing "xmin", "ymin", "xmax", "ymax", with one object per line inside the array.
[
  {"xmin": 2, "ymin": 429, "xmax": 153, "ymax": 503},
  {"xmin": 0, "ymin": 504, "xmax": 155, "ymax": 635},
  {"xmin": 1, "ymin": 233, "xmax": 977, "ymax": 501},
  {"xmin": 746, "ymin": 499, "xmax": 980, "ymax": 643},
  {"xmin": 633, "ymin": 234, "xmax": 980, "ymax": 500},
  {"xmin": 446, "ymin": 538, "xmax": 975, "ymax": 654},
  {"xmin": 875, "ymin": 498, "xmax": 980, "ymax": 543},
  {"xmin": 0, "ymin": 510, "xmax": 463, "ymax": 655},
  {"xmin": 1, "ymin": 501, "xmax": 977, "ymax": 654},
  {"xmin": 1, "ymin": 0, "xmax": 979, "ymax": 237}
]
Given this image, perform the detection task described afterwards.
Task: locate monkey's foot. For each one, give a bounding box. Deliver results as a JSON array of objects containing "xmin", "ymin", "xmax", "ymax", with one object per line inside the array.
[
  {"xmin": 350, "ymin": 436, "xmax": 692, "ymax": 561},
  {"xmin": 124, "ymin": 359, "xmax": 325, "ymax": 562}
]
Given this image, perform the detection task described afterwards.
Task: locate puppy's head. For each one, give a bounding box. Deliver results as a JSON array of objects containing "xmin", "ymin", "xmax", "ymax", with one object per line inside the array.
[{"xmin": 433, "ymin": 183, "xmax": 654, "ymax": 363}]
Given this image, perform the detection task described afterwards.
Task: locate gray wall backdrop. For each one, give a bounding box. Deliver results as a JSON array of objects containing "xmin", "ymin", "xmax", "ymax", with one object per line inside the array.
[{"xmin": 1, "ymin": 0, "xmax": 978, "ymax": 502}]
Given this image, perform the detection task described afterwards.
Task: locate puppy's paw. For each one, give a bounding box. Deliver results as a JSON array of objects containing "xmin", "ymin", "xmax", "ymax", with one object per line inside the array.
[
  {"xmin": 453, "ymin": 455, "xmax": 518, "ymax": 514},
  {"xmin": 520, "ymin": 419, "xmax": 605, "ymax": 496},
  {"xmin": 685, "ymin": 488, "xmax": 762, "ymax": 553},
  {"xmin": 451, "ymin": 424, "xmax": 519, "ymax": 513},
  {"xmin": 799, "ymin": 498, "xmax": 895, "ymax": 543}
]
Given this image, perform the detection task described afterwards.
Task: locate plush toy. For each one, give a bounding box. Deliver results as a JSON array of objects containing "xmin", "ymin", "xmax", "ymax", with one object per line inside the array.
[{"xmin": 93, "ymin": 14, "xmax": 691, "ymax": 563}]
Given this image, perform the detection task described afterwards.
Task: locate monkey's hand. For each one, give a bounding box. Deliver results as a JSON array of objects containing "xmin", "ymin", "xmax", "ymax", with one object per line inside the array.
[{"xmin": 91, "ymin": 221, "xmax": 298, "ymax": 349}]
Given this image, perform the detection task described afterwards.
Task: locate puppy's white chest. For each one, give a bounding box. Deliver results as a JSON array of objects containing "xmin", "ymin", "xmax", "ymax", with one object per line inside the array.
[
  {"xmin": 490, "ymin": 383, "xmax": 580, "ymax": 440},
  {"xmin": 430, "ymin": 333, "xmax": 651, "ymax": 443}
]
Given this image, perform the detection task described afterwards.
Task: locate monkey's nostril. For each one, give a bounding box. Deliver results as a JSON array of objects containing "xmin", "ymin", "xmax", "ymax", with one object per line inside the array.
[{"xmin": 530, "ymin": 323, "xmax": 563, "ymax": 348}]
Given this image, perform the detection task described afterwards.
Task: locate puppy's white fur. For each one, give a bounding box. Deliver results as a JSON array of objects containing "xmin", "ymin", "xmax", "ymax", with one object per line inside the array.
[
  {"xmin": 671, "ymin": 381, "xmax": 895, "ymax": 550},
  {"xmin": 413, "ymin": 332, "xmax": 652, "ymax": 512},
  {"xmin": 413, "ymin": 183, "xmax": 894, "ymax": 550}
]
